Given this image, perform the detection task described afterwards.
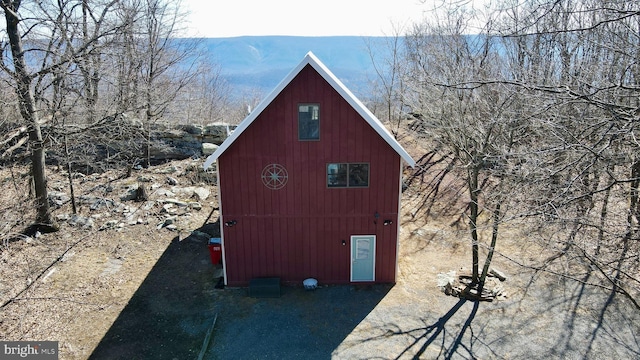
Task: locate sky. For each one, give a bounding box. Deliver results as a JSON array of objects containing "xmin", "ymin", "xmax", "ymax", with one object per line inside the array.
[{"xmin": 183, "ymin": 0, "xmax": 431, "ymax": 38}]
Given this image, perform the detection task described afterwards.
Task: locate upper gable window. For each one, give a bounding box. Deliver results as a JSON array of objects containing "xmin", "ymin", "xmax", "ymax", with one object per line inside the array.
[{"xmin": 298, "ymin": 104, "xmax": 319, "ymax": 140}]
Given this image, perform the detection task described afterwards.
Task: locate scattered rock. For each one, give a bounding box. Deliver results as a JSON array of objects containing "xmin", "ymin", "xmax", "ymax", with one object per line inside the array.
[
  {"xmin": 167, "ymin": 176, "xmax": 179, "ymax": 186},
  {"xmin": 48, "ymin": 191, "xmax": 70, "ymax": 207},
  {"xmin": 111, "ymin": 203, "xmax": 126, "ymax": 213},
  {"xmin": 156, "ymin": 216, "xmax": 178, "ymax": 230},
  {"xmin": 61, "ymin": 251, "xmax": 75, "ymax": 262},
  {"xmin": 122, "ymin": 205, "xmax": 137, "ymax": 214},
  {"xmin": 142, "ymin": 202, "xmax": 155, "ymax": 211},
  {"xmin": 490, "ymin": 268, "xmax": 507, "ymax": 281},
  {"xmin": 154, "ymin": 166, "xmax": 178, "ymax": 174},
  {"xmin": 100, "ymin": 219, "xmax": 119, "ymax": 231},
  {"xmin": 162, "ymin": 198, "xmax": 188, "ymax": 207},
  {"xmin": 78, "ymin": 195, "xmax": 115, "ymax": 210},
  {"xmin": 120, "ymin": 187, "xmax": 139, "ymax": 201},
  {"xmin": 162, "ymin": 204, "xmax": 176, "ymax": 214},
  {"xmin": 68, "ymin": 215, "xmax": 94, "ymax": 229},
  {"xmin": 90, "ymin": 198, "xmax": 115, "ymax": 211},
  {"xmin": 202, "ymin": 143, "xmax": 218, "ymax": 156},
  {"xmin": 437, "ymin": 271, "xmax": 456, "ymax": 289},
  {"xmin": 80, "ymin": 174, "xmax": 100, "ymax": 183},
  {"xmin": 56, "ymin": 213, "xmax": 71, "ymax": 221},
  {"xmin": 171, "ymin": 186, "xmax": 210, "ymax": 200},
  {"xmin": 411, "ymin": 228, "xmax": 427, "ymax": 237},
  {"xmin": 156, "ymin": 188, "xmax": 176, "ymax": 197},
  {"xmin": 192, "ymin": 187, "xmax": 210, "ymax": 200},
  {"xmin": 438, "ymin": 271, "xmax": 508, "ymax": 302},
  {"xmin": 135, "ymin": 185, "xmax": 148, "ymax": 202},
  {"xmin": 51, "ymin": 182, "xmax": 65, "ymax": 191}
]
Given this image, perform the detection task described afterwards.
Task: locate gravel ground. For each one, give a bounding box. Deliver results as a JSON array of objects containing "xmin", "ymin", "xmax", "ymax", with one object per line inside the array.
[
  {"xmin": 86, "ymin": 224, "xmax": 640, "ymax": 360},
  {"xmin": 207, "ymin": 275, "xmax": 639, "ymax": 359},
  {"xmin": 208, "ymin": 285, "xmax": 393, "ymax": 359}
]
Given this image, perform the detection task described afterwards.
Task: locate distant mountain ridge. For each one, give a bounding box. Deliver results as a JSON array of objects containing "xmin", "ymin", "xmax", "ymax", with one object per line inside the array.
[{"xmin": 199, "ymin": 36, "xmax": 393, "ymax": 97}]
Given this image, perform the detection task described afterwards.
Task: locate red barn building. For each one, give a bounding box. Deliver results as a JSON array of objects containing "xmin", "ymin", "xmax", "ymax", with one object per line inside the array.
[{"xmin": 203, "ymin": 52, "xmax": 415, "ymax": 287}]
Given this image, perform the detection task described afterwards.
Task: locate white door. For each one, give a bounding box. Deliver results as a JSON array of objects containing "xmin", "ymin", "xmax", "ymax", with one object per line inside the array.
[{"xmin": 350, "ymin": 235, "xmax": 376, "ymax": 282}]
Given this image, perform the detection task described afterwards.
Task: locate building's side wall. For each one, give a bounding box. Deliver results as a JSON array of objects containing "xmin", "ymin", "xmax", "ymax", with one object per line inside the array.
[{"xmin": 219, "ymin": 65, "xmax": 401, "ymax": 286}]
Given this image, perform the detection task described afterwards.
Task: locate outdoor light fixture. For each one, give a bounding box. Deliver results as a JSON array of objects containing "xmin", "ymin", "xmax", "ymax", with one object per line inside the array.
[
  {"xmin": 383, "ymin": 219, "xmax": 393, "ymax": 226},
  {"xmin": 224, "ymin": 220, "xmax": 237, "ymax": 227},
  {"xmin": 341, "ymin": 240, "xmax": 346, "ymax": 246}
]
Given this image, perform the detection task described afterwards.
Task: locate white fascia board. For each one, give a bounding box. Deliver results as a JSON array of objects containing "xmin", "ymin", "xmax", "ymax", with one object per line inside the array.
[
  {"xmin": 203, "ymin": 54, "xmax": 312, "ymax": 171},
  {"xmin": 305, "ymin": 52, "xmax": 416, "ymax": 168}
]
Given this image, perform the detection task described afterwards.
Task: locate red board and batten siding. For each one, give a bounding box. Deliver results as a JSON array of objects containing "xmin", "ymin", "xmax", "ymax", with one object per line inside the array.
[{"xmin": 218, "ymin": 65, "xmax": 402, "ymax": 286}]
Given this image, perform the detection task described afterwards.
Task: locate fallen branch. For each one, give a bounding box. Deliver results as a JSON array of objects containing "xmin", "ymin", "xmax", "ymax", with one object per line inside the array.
[
  {"xmin": 0, "ymin": 126, "xmax": 27, "ymax": 147},
  {"xmin": 1, "ymin": 136, "xmax": 28, "ymax": 158},
  {"xmin": 11, "ymin": 296, "xmax": 106, "ymax": 309},
  {"xmin": 197, "ymin": 313, "xmax": 218, "ymax": 360},
  {"xmin": 1, "ymin": 232, "xmax": 93, "ymax": 309}
]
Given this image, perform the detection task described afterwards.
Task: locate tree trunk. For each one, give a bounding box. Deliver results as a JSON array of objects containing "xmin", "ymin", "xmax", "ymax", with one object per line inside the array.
[
  {"xmin": 64, "ymin": 133, "xmax": 77, "ymax": 214},
  {"xmin": 468, "ymin": 164, "xmax": 480, "ymax": 284},
  {"xmin": 3, "ymin": 1, "xmax": 59, "ymax": 232},
  {"xmin": 479, "ymin": 201, "xmax": 500, "ymax": 292}
]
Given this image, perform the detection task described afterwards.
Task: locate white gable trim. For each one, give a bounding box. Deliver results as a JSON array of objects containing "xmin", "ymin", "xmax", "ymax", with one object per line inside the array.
[{"xmin": 203, "ymin": 51, "xmax": 415, "ymax": 170}]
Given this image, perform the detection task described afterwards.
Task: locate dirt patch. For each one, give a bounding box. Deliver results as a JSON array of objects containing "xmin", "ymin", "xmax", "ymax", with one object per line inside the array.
[{"xmin": 0, "ymin": 159, "xmax": 214, "ymax": 358}]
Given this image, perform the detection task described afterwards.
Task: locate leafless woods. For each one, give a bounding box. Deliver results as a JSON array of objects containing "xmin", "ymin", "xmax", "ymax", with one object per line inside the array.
[
  {"xmin": 372, "ymin": 0, "xmax": 639, "ymax": 305},
  {"xmin": 0, "ymin": 0, "xmax": 230, "ymax": 231}
]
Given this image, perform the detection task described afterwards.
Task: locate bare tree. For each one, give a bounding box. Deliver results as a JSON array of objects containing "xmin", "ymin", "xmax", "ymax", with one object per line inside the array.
[
  {"xmin": 0, "ymin": 0, "xmax": 136, "ymax": 230},
  {"xmin": 365, "ymin": 24, "xmax": 409, "ymax": 139},
  {"xmin": 439, "ymin": 0, "xmax": 640, "ymax": 307},
  {"xmin": 401, "ymin": 0, "xmax": 640, "ymax": 305},
  {"xmin": 174, "ymin": 61, "xmax": 233, "ymax": 125},
  {"xmin": 122, "ymin": 0, "xmax": 200, "ymax": 166},
  {"xmin": 1, "ymin": 0, "xmax": 59, "ymax": 231},
  {"xmin": 402, "ymin": 7, "xmax": 532, "ymax": 295}
]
